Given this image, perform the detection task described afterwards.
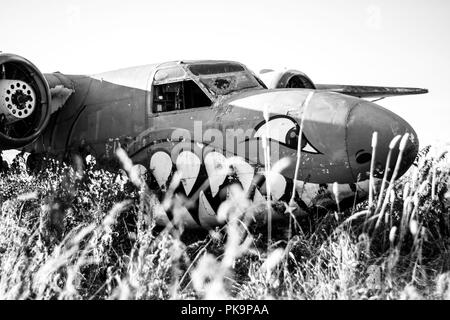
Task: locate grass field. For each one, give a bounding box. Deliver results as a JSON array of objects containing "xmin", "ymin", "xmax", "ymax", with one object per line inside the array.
[{"xmin": 0, "ymin": 144, "xmax": 449, "ymax": 300}]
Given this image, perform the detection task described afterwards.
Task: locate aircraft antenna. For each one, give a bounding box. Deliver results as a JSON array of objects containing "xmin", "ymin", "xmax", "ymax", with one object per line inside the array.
[{"xmin": 370, "ymin": 97, "xmax": 385, "ymax": 103}]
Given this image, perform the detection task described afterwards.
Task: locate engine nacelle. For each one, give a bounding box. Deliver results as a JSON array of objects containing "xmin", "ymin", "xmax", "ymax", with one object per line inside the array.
[
  {"xmin": 0, "ymin": 54, "xmax": 51, "ymax": 149},
  {"xmin": 258, "ymin": 69, "xmax": 316, "ymax": 89}
]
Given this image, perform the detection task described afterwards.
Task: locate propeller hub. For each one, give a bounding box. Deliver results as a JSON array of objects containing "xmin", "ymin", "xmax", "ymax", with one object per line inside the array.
[
  {"xmin": 0, "ymin": 79, "xmax": 36, "ymax": 122},
  {"xmin": 11, "ymin": 90, "xmax": 32, "ymax": 110}
]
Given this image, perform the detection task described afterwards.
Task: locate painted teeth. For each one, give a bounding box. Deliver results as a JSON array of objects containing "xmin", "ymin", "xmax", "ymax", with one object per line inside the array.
[
  {"xmin": 176, "ymin": 151, "xmax": 201, "ymax": 195},
  {"xmin": 204, "ymin": 151, "xmax": 228, "ymax": 197},
  {"xmin": 264, "ymin": 171, "xmax": 287, "ymax": 201},
  {"xmin": 149, "ymin": 148, "xmax": 376, "ymax": 228},
  {"xmin": 150, "ymin": 151, "xmax": 172, "ymax": 188},
  {"xmin": 253, "ymin": 189, "xmax": 265, "ymax": 202},
  {"xmin": 172, "ymin": 194, "xmax": 200, "ymax": 227},
  {"xmin": 198, "ymin": 190, "xmax": 218, "ymax": 228},
  {"xmin": 227, "ymin": 156, "xmax": 254, "ymax": 193}
]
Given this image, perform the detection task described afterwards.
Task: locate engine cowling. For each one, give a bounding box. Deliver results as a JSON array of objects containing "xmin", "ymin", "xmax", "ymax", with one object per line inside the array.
[
  {"xmin": 258, "ymin": 69, "xmax": 316, "ymax": 89},
  {"xmin": 0, "ymin": 53, "xmax": 51, "ymax": 149}
]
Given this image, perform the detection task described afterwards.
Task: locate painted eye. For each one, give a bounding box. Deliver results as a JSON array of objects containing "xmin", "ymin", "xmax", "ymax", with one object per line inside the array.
[
  {"xmin": 302, "ymin": 141, "xmax": 319, "ymax": 153},
  {"xmin": 254, "ymin": 116, "xmax": 320, "ymax": 154}
]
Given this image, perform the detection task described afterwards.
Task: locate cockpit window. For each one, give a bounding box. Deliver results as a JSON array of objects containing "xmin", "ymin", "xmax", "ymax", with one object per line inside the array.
[
  {"xmin": 188, "ymin": 63, "xmax": 245, "ymax": 75},
  {"xmin": 188, "ymin": 63, "xmax": 263, "ymax": 96},
  {"xmin": 199, "ymin": 72, "xmax": 262, "ymax": 96},
  {"xmin": 153, "ymin": 80, "xmax": 211, "ymax": 113}
]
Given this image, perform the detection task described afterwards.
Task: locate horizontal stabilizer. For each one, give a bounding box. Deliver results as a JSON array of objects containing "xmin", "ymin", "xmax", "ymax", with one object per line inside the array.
[{"xmin": 315, "ymin": 84, "xmax": 428, "ymax": 98}]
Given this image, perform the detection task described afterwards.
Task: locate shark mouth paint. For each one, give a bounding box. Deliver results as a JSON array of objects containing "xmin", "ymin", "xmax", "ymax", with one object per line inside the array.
[{"xmin": 148, "ymin": 146, "xmax": 373, "ymax": 229}]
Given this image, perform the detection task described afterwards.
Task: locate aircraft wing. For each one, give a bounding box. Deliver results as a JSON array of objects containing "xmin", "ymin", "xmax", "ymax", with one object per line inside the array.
[{"xmin": 315, "ymin": 84, "xmax": 428, "ymax": 98}]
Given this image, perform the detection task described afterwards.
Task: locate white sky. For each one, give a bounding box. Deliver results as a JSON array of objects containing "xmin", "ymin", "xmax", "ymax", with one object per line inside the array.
[{"xmin": 1, "ymin": 0, "xmax": 450, "ymax": 162}]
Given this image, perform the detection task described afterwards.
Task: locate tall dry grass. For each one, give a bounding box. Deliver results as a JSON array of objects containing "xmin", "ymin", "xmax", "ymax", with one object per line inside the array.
[{"xmin": 0, "ymin": 140, "xmax": 449, "ymax": 300}]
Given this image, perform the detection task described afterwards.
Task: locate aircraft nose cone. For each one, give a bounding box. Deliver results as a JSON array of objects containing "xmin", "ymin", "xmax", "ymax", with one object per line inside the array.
[{"xmin": 346, "ymin": 101, "xmax": 419, "ymax": 181}]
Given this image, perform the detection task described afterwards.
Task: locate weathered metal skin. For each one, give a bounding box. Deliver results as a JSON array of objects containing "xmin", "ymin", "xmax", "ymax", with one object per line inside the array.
[{"xmin": 0, "ymin": 54, "xmax": 424, "ymax": 229}]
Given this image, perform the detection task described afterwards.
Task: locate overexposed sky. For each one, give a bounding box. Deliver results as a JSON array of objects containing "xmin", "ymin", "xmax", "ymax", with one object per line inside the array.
[{"xmin": 1, "ymin": 0, "xmax": 450, "ymax": 148}]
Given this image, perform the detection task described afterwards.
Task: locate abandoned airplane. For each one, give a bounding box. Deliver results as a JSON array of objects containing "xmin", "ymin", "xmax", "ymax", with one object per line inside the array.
[{"xmin": 0, "ymin": 53, "xmax": 427, "ymax": 228}]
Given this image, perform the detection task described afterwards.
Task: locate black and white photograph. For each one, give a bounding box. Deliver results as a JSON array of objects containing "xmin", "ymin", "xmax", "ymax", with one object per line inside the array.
[{"xmin": 1, "ymin": 0, "xmax": 449, "ymax": 307}]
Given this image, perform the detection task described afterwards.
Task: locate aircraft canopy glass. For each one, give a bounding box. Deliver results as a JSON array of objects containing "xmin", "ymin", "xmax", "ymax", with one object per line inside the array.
[
  {"xmin": 189, "ymin": 63, "xmax": 245, "ymax": 75},
  {"xmin": 188, "ymin": 63, "xmax": 263, "ymax": 96}
]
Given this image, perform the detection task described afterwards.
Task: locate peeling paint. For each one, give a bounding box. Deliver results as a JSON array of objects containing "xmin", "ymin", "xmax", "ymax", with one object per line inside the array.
[{"xmin": 49, "ymin": 85, "xmax": 74, "ymax": 113}]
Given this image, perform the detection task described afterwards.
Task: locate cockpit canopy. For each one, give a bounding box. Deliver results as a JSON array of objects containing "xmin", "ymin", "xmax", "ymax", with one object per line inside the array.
[
  {"xmin": 188, "ymin": 62, "xmax": 264, "ymax": 96},
  {"xmin": 151, "ymin": 61, "xmax": 265, "ymax": 113}
]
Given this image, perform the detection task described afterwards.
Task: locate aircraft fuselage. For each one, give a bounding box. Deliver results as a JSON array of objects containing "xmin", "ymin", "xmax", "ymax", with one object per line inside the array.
[{"xmin": 2, "ymin": 59, "xmax": 420, "ymax": 229}]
